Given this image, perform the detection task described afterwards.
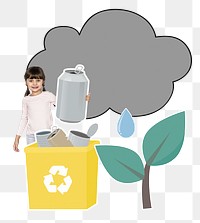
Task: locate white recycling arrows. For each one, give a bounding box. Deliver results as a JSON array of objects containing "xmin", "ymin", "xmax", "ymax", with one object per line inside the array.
[
  {"xmin": 49, "ymin": 166, "xmax": 68, "ymax": 176},
  {"xmin": 43, "ymin": 165, "xmax": 72, "ymax": 195},
  {"xmin": 57, "ymin": 176, "xmax": 72, "ymax": 195},
  {"xmin": 43, "ymin": 174, "xmax": 57, "ymax": 193}
]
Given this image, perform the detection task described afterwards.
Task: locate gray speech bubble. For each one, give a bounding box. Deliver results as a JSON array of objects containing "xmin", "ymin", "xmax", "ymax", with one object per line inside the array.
[{"xmin": 28, "ymin": 9, "xmax": 192, "ymax": 118}]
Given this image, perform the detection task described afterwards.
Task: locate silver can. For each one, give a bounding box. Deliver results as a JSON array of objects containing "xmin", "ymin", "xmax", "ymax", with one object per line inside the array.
[{"xmin": 56, "ymin": 64, "xmax": 89, "ymax": 123}]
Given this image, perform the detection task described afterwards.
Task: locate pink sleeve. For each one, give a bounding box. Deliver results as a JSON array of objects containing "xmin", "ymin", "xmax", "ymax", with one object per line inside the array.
[
  {"xmin": 49, "ymin": 92, "xmax": 56, "ymax": 108},
  {"xmin": 17, "ymin": 98, "xmax": 28, "ymax": 136}
]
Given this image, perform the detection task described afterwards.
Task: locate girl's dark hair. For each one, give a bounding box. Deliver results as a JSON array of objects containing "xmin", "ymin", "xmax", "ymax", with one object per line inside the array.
[{"xmin": 24, "ymin": 66, "xmax": 46, "ymax": 96}]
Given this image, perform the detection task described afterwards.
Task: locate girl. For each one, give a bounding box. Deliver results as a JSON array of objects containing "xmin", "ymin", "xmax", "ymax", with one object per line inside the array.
[{"xmin": 13, "ymin": 66, "xmax": 56, "ymax": 152}]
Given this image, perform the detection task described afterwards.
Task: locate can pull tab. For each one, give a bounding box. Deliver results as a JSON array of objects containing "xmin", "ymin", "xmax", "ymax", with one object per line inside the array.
[
  {"xmin": 75, "ymin": 64, "xmax": 85, "ymax": 74},
  {"xmin": 51, "ymin": 126, "xmax": 57, "ymax": 132}
]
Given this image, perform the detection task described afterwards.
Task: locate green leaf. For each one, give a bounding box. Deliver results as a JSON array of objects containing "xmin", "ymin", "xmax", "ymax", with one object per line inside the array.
[
  {"xmin": 95, "ymin": 145, "xmax": 144, "ymax": 183},
  {"xmin": 143, "ymin": 112, "xmax": 185, "ymax": 166}
]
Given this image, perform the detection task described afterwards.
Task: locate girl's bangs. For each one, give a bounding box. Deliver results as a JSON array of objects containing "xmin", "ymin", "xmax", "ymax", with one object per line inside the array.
[{"xmin": 28, "ymin": 74, "xmax": 43, "ymax": 79}]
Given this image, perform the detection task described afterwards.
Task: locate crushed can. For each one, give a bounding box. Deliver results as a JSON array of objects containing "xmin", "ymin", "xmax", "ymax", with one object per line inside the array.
[
  {"xmin": 56, "ymin": 64, "xmax": 89, "ymax": 123},
  {"xmin": 35, "ymin": 130, "xmax": 51, "ymax": 147},
  {"xmin": 47, "ymin": 126, "xmax": 73, "ymax": 147}
]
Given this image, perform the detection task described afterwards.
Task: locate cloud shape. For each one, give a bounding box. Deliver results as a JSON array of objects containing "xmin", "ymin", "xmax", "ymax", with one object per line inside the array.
[{"xmin": 28, "ymin": 9, "xmax": 192, "ymax": 118}]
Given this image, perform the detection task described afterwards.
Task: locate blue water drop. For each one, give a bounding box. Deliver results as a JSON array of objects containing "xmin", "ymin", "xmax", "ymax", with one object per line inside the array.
[{"xmin": 117, "ymin": 108, "xmax": 135, "ymax": 138}]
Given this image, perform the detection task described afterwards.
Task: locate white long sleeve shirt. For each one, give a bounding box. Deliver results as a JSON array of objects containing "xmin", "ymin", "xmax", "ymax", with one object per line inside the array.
[{"xmin": 17, "ymin": 91, "xmax": 56, "ymax": 136}]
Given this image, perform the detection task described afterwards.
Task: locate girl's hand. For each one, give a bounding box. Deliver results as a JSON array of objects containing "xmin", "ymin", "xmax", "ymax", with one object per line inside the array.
[
  {"xmin": 13, "ymin": 136, "xmax": 20, "ymax": 152},
  {"xmin": 13, "ymin": 142, "xmax": 20, "ymax": 152},
  {"xmin": 85, "ymin": 93, "xmax": 91, "ymax": 102}
]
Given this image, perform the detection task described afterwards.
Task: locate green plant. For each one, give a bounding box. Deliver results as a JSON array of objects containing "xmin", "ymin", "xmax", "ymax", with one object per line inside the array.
[{"xmin": 95, "ymin": 112, "xmax": 185, "ymax": 209}]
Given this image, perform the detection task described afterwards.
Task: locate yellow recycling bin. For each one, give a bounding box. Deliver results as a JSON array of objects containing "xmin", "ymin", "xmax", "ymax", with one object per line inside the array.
[{"xmin": 24, "ymin": 140, "xmax": 99, "ymax": 209}]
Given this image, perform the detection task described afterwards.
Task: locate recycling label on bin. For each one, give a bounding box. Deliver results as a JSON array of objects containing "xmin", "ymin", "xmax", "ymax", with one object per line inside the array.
[{"xmin": 43, "ymin": 165, "xmax": 72, "ymax": 195}]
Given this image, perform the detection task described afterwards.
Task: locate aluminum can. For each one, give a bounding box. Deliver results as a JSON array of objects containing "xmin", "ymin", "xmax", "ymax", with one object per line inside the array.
[{"xmin": 56, "ymin": 64, "xmax": 89, "ymax": 123}]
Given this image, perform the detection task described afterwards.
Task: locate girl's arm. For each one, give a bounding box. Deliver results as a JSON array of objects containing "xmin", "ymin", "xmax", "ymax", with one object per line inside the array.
[
  {"xmin": 17, "ymin": 98, "xmax": 28, "ymax": 135},
  {"xmin": 49, "ymin": 92, "xmax": 56, "ymax": 108},
  {"xmin": 13, "ymin": 99, "xmax": 28, "ymax": 152}
]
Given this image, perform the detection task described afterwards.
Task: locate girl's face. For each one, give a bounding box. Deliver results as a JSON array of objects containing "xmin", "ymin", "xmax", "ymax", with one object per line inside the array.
[{"xmin": 26, "ymin": 78, "xmax": 44, "ymax": 95}]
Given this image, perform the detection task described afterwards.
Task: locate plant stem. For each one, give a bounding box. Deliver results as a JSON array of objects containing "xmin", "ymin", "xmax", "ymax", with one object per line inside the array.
[{"xmin": 142, "ymin": 164, "xmax": 151, "ymax": 209}]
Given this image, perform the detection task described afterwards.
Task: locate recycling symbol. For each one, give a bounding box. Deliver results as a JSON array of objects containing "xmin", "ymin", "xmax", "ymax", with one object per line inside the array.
[{"xmin": 43, "ymin": 165, "xmax": 72, "ymax": 195}]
